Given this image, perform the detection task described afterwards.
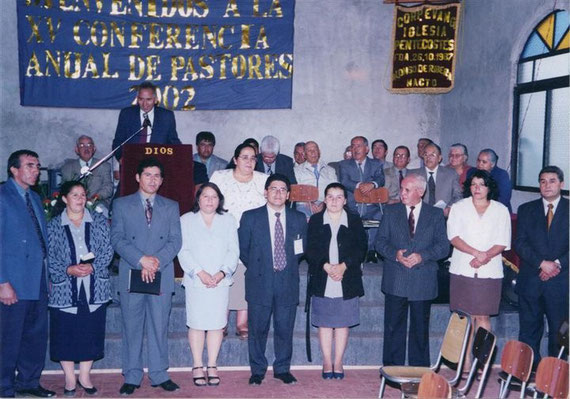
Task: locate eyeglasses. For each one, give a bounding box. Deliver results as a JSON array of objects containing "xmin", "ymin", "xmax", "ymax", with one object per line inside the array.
[
  {"xmin": 78, "ymin": 143, "xmax": 94, "ymax": 148},
  {"xmin": 238, "ymin": 156, "xmax": 256, "ymax": 162},
  {"xmin": 424, "ymin": 153, "xmax": 439, "ymax": 158},
  {"xmin": 393, "ymin": 154, "xmax": 408, "ymax": 159},
  {"xmin": 267, "ymin": 187, "xmax": 288, "ymax": 194}
]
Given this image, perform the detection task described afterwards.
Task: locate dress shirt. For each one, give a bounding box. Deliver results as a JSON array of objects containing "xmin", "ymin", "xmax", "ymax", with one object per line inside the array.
[
  {"xmin": 79, "ymin": 158, "xmax": 92, "ymax": 169},
  {"xmin": 294, "ymin": 161, "xmax": 338, "ymax": 201},
  {"xmin": 354, "ymin": 158, "xmax": 378, "ymax": 188},
  {"xmin": 139, "ymin": 192, "xmax": 156, "ymax": 208},
  {"xmin": 267, "ymin": 205, "xmax": 287, "ymax": 266},
  {"xmin": 11, "ymin": 178, "xmax": 44, "ymax": 222},
  {"xmin": 542, "ymin": 195, "xmax": 561, "ymax": 215},
  {"xmin": 405, "ymin": 201, "xmax": 423, "ymax": 235},
  {"xmin": 139, "ymin": 107, "xmax": 155, "ymax": 143},
  {"xmin": 264, "ymin": 162, "xmax": 274, "ymax": 174},
  {"xmin": 425, "ymin": 165, "xmax": 439, "ymax": 182}
]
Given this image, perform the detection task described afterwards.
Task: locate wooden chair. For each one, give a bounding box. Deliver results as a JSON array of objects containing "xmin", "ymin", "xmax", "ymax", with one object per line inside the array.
[
  {"xmin": 533, "ymin": 357, "xmax": 569, "ymax": 399},
  {"xmin": 378, "ymin": 311, "xmax": 471, "ymax": 398},
  {"xmin": 354, "ymin": 187, "xmax": 389, "ymax": 228},
  {"xmin": 557, "ymin": 320, "xmax": 568, "ymax": 359},
  {"xmin": 456, "ymin": 327, "xmax": 496, "ymax": 398},
  {"xmin": 498, "ymin": 340, "xmax": 534, "ymax": 399},
  {"xmin": 417, "ymin": 372, "xmax": 451, "ymax": 399},
  {"xmin": 288, "ymin": 184, "xmax": 319, "ymax": 212}
]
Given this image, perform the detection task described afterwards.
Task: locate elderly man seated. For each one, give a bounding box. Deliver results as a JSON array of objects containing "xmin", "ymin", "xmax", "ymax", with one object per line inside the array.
[
  {"xmin": 468, "ymin": 148, "xmax": 512, "ymax": 212},
  {"xmin": 255, "ymin": 135, "xmax": 297, "ymax": 184},
  {"xmin": 293, "ymin": 141, "xmax": 338, "ymax": 218},
  {"xmin": 60, "ymin": 135, "xmax": 113, "ymax": 210}
]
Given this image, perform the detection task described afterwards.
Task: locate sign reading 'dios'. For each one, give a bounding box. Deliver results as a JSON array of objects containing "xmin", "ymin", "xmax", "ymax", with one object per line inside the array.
[
  {"xmin": 390, "ymin": 2, "xmax": 461, "ymax": 93},
  {"xmin": 17, "ymin": 0, "xmax": 295, "ymax": 110}
]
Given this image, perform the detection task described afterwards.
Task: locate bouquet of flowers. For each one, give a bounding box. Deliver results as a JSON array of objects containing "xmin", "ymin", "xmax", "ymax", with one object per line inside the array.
[
  {"xmin": 42, "ymin": 192, "xmax": 59, "ymax": 221},
  {"xmin": 86, "ymin": 194, "xmax": 105, "ymax": 214}
]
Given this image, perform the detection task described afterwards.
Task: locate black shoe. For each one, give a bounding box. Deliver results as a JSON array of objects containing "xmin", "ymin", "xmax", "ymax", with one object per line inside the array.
[
  {"xmin": 366, "ymin": 251, "xmax": 378, "ymax": 263},
  {"xmin": 119, "ymin": 383, "xmax": 139, "ymax": 396},
  {"xmin": 274, "ymin": 372, "xmax": 297, "ymax": 384},
  {"xmin": 15, "ymin": 386, "xmax": 56, "ymax": 397},
  {"xmin": 248, "ymin": 375, "xmax": 264, "ymax": 385},
  {"xmin": 151, "ymin": 380, "xmax": 179, "ymax": 392},
  {"xmin": 63, "ymin": 387, "xmax": 76, "ymax": 397},
  {"xmin": 77, "ymin": 381, "xmax": 97, "ymax": 395}
]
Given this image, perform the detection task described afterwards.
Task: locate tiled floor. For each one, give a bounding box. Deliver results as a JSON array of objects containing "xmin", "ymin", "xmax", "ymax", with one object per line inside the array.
[{"xmin": 39, "ymin": 365, "xmax": 523, "ymax": 398}]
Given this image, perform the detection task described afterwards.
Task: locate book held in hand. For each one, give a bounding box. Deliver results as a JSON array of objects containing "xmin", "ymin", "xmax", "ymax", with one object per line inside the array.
[
  {"xmin": 128, "ymin": 269, "xmax": 161, "ymax": 295},
  {"xmin": 79, "ymin": 252, "xmax": 95, "ymax": 264}
]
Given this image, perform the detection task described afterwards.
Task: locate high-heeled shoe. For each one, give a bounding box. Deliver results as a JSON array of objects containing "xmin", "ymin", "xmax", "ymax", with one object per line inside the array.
[
  {"xmin": 333, "ymin": 368, "xmax": 344, "ymax": 380},
  {"xmin": 322, "ymin": 370, "xmax": 334, "ymax": 380},
  {"xmin": 192, "ymin": 366, "xmax": 208, "ymax": 387},
  {"xmin": 77, "ymin": 381, "xmax": 98, "ymax": 395},
  {"xmin": 63, "ymin": 387, "xmax": 76, "ymax": 397}
]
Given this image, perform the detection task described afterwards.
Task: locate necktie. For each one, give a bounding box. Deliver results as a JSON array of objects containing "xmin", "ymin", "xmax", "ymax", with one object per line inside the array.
[
  {"xmin": 267, "ymin": 165, "xmax": 273, "ymax": 175},
  {"xmin": 546, "ymin": 203, "xmax": 554, "ymax": 231},
  {"xmin": 140, "ymin": 113, "xmax": 150, "ymax": 143},
  {"xmin": 399, "ymin": 170, "xmax": 404, "ymax": 187},
  {"xmin": 358, "ymin": 162, "xmax": 364, "ymax": 179},
  {"xmin": 273, "ymin": 212, "xmax": 286, "ymax": 271},
  {"xmin": 357, "ymin": 162, "xmax": 365, "ymax": 216},
  {"xmin": 428, "ymin": 172, "xmax": 436, "ymax": 205},
  {"xmin": 145, "ymin": 198, "xmax": 153, "ymax": 226},
  {"xmin": 408, "ymin": 205, "xmax": 415, "ymax": 238},
  {"xmin": 313, "ymin": 164, "xmax": 320, "ymax": 183},
  {"xmin": 25, "ymin": 192, "xmax": 47, "ymax": 258}
]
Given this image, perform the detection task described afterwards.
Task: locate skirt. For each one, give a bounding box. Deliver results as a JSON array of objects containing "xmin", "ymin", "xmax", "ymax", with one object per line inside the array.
[
  {"xmin": 450, "ymin": 273, "xmax": 502, "ymax": 316},
  {"xmin": 228, "ymin": 262, "xmax": 247, "ymax": 311},
  {"xmin": 186, "ymin": 284, "xmax": 229, "ymax": 330},
  {"xmin": 311, "ymin": 296, "xmax": 360, "ymax": 328},
  {"xmin": 49, "ymin": 300, "xmax": 107, "ymax": 362}
]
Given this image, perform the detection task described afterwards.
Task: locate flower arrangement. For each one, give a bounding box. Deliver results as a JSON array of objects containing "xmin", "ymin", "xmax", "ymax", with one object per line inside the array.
[
  {"xmin": 86, "ymin": 194, "xmax": 105, "ymax": 214},
  {"xmin": 42, "ymin": 191, "xmax": 59, "ymax": 221}
]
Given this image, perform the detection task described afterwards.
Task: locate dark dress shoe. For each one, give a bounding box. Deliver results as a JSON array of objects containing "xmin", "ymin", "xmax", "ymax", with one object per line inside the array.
[
  {"xmin": 274, "ymin": 372, "xmax": 297, "ymax": 384},
  {"xmin": 119, "ymin": 383, "xmax": 139, "ymax": 396},
  {"xmin": 151, "ymin": 380, "xmax": 179, "ymax": 392},
  {"xmin": 77, "ymin": 381, "xmax": 97, "ymax": 395},
  {"xmin": 322, "ymin": 370, "xmax": 334, "ymax": 380},
  {"xmin": 15, "ymin": 386, "xmax": 56, "ymax": 397},
  {"xmin": 366, "ymin": 250, "xmax": 378, "ymax": 263},
  {"xmin": 333, "ymin": 371, "xmax": 345, "ymax": 380},
  {"xmin": 248, "ymin": 375, "xmax": 264, "ymax": 385},
  {"xmin": 63, "ymin": 387, "xmax": 76, "ymax": 397}
]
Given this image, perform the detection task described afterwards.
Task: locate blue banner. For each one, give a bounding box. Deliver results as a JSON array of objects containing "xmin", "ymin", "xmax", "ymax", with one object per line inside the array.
[{"xmin": 17, "ymin": 0, "xmax": 294, "ymax": 110}]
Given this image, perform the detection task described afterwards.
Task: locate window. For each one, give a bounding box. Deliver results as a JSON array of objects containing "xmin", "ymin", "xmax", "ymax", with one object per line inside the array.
[{"xmin": 512, "ymin": 10, "xmax": 569, "ymax": 192}]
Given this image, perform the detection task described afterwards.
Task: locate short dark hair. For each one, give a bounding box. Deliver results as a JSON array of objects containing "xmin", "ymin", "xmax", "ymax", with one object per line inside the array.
[
  {"xmin": 294, "ymin": 142, "xmax": 305, "ymax": 149},
  {"xmin": 233, "ymin": 143, "xmax": 257, "ymax": 161},
  {"xmin": 192, "ymin": 182, "xmax": 227, "ymax": 215},
  {"xmin": 265, "ymin": 173, "xmax": 291, "ymax": 191},
  {"xmin": 196, "ymin": 131, "xmax": 216, "ymax": 146},
  {"xmin": 54, "ymin": 181, "xmax": 86, "ymax": 215},
  {"xmin": 425, "ymin": 143, "xmax": 442, "ymax": 155},
  {"xmin": 393, "ymin": 145, "xmax": 410, "ymax": 158},
  {"xmin": 7, "ymin": 149, "xmax": 39, "ymax": 178},
  {"xmin": 463, "ymin": 169, "xmax": 499, "ymax": 201},
  {"xmin": 418, "ymin": 138, "xmax": 433, "ymax": 145},
  {"xmin": 479, "ymin": 148, "xmax": 498, "ymax": 165},
  {"xmin": 539, "ymin": 165, "xmax": 564, "ymax": 182},
  {"xmin": 351, "ymin": 136, "xmax": 369, "ymax": 146},
  {"xmin": 136, "ymin": 158, "xmax": 164, "ymax": 177},
  {"xmin": 324, "ymin": 182, "xmax": 347, "ymax": 199},
  {"xmin": 243, "ymin": 138, "xmax": 259, "ymax": 153},
  {"xmin": 138, "ymin": 81, "xmax": 157, "ymax": 95},
  {"xmin": 372, "ymin": 139, "xmax": 388, "ymax": 151}
]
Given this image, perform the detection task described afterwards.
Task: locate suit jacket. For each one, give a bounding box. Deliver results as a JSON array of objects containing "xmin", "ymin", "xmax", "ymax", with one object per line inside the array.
[
  {"xmin": 193, "ymin": 153, "xmax": 228, "ymax": 178},
  {"xmin": 514, "ymin": 197, "xmax": 569, "ymax": 294},
  {"xmin": 255, "ymin": 153, "xmax": 297, "ymax": 184},
  {"xmin": 238, "ymin": 205, "xmax": 307, "ymax": 306},
  {"xmin": 375, "ymin": 203, "xmax": 449, "ymax": 301},
  {"xmin": 60, "ymin": 157, "xmax": 114, "ymax": 208},
  {"xmin": 338, "ymin": 157, "xmax": 385, "ymax": 215},
  {"xmin": 0, "ymin": 179, "xmax": 48, "ymax": 300},
  {"xmin": 111, "ymin": 192, "xmax": 182, "ymax": 294},
  {"xmin": 306, "ymin": 210, "xmax": 367, "ymax": 299},
  {"xmin": 112, "ymin": 105, "xmax": 181, "ymax": 160},
  {"xmin": 384, "ymin": 166, "xmax": 408, "ymax": 202},
  {"xmin": 409, "ymin": 165, "xmax": 462, "ymax": 208}
]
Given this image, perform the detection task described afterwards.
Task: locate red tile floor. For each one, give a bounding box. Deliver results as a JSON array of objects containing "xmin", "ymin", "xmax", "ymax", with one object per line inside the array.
[{"xmin": 39, "ymin": 365, "xmax": 524, "ymax": 398}]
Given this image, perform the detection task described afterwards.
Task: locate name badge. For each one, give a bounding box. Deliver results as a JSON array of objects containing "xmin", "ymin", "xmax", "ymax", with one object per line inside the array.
[{"xmin": 294, "ymin": 237, "xmax": 303, "ymax": 255}]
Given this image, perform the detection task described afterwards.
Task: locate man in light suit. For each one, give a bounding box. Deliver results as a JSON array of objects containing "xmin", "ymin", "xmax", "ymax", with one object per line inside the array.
[
  {"xmin": 255, "ymin": 135, "xmax": 297, "ymax": 184},
  {"xmin": 384, "ymin": 145, "xmax": 411, "ymax": 203},
  {"xmin": 339, "ymin": 136, "xmax": 385, "ymax": 261},
  {"xmin": 238, "ymin": 174, "xmax": 307, "ymax": 385},
  {"xmin": 515, "ymin": 165, "xmax": 569, "ymax": 367},
  {"xmin": 375, "ymin": 174, "xmax": 449, "ymax": 366},
  {"xmin": 0, "ymin": 150, "xmax": 55, "ymax": 398},
  {"xmin": 193, "ymin": 131, "xmax": 228, "ymax": 178},
  {"xmin": 112, "ymin": 81, "xmax": 181, "ymax": 160},
  {"xmin": 60, "ymin": 135, "xmax": 114, "ymax": 209},
  {"xmin": 111, "ymin": 158, "xmax": 182, "ymax": 395},
  {"xmin": 409, "ymin": 143, "xmax": 462, "ymax": 217}
]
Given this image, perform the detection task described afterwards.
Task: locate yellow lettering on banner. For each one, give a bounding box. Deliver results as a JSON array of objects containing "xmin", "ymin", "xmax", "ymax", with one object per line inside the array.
[
  {"xmin": 82, "ymin": 54, "xmax": 100, "ymax": 78},
  {"xmin": 102, "ymin": 52, "xmax": 119, "ymax": 78},
  {"xmin": 203, "ymin": 26, "xmax": 217, "ymax": 48},
  {"xmin": 248, "ymin": 54, "xmax": 262, "ymax": 79},
  {"xmin": 232, "ymin": 55, "xmax": 246, "ymax": 78},
  {"xmin": 267, "ymin": 0, "xmax": 283, "ymax": 17},
  {"xmin": 224, "ymin": 0, "xmax": 240, "ymax": 17},
  {"xmin": 219, "ymin": 26, "xmax": 233, "ymax": 49},
  {"xmin": 199, "ymin": 55, "xmax": 214, "ymax": 79},
  {"xmin": 129, "ymin": 22, "xmax": 148, "ymax": 48},
  {"xmin": 110, "ymin": 21, "xmax": 125, "ymax": 47},
  {"xmin": 129, "ymin": 55, "xmax": 145, "ymax": 80},
  {"xmin": 110, "ymin": 0, "xmax": 126, "ymax": 15},
  {"xmin": 240, "ymin": 24, "xmax": 251, "ymax": 49},
  {"xmin": 90, "ymin": 20, "xmax": 108, "ymax": 46},
  {"xmin": 26, "ymin": 16, "xmax": 61, "ymax": 44},
  {"xmin": 165, "ymin": 24, "xmax": 182, "ymax": 49},
  {"xmin": 73, "ymin": 19, "xmax": 89, "ymax": 45},
  {"xmin": 278, "ymin": 53, "xmax": 293, "ymax": 78},
  {"xmin": 64, "ymin": 52, "xmax": 81, "ymax": 78},
  {"xmin": 219, "ymin": 54, "xmax": 231, "ymax": 79},
  {"xmin": 149, "ymin": 23, "xmax": 165, "ymax": 49},
  {"xmin": 160, "ymin": 0, "xmax": 176, "ymax": 17},
  {"xmin": 44, "ymin": 49, "xmax": 60, "ymax": 76},
  {"xmin": 254, "ymin": 25, "xmax": 269, "ymax": 49},
  {"xmin": 25, "ymin": 52, "xmax": 44, "ymax": 76},
  {"xmin": 26, "ymin": 16, "xmax": 43, "ymax": 43},
  {"xmin": 264, "ymin": 54, "xmax": 276, "ymax": 79},
  {"xmin": 25, "ymin": 0, "xmax": 53, "ymax": 8},
  {"xmin": 147, "ymin": 0, "xmax": 158, "ymax": 17}
]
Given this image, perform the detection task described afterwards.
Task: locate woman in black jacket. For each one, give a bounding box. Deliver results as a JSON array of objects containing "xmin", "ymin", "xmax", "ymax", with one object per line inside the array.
[{"xmin": 306, "ymin": 183, "xmax": 367, "ymax": 380}]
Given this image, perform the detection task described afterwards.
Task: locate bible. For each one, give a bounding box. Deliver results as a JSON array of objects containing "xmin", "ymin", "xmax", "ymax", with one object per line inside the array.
[{"xmin": 128, "ymin": 269, "xmax": 161, "ymax": 295}]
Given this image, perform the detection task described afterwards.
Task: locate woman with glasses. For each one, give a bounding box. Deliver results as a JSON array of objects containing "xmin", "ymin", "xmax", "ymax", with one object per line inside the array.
[{"xmin": 209, "ymin": 143, "xmax": 268, "ymax": 344}]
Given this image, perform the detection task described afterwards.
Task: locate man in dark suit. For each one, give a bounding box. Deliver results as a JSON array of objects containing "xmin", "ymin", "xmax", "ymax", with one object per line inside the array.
[
  {"xmin": 409, "ymin": 143, "xmax": 462, "ymax": 217},
  {"xmin": 0, "ymin": 150, "xmax": 55, "ymax": 398},
  {"xmin": 112, "ymin": 81, "xmax": 181, "ymax": 160},
  {"xmin": 111, "ymin": 158, "xmax": 182, "ymax": 395},
  {"xmin": 238, "ymin": 174, "xmax": 307, "ymax": 385},
  {"xmin": 339, "ymin": 136, "xmax": 385, "ymax": 261},
  {"xmin": 515, "ymin": 165, "xmax": 569, "ymax": 367},
  {"xmin": 375, "ymin": 174, "xmax": 449, "ymax": 366},
  {"xmin": 60, "ymin": 135, "xmax": 114, "ymax": 209},
  {"xmin": 255, "ymin": 135, "xmax": 297, "ymax": 184}
]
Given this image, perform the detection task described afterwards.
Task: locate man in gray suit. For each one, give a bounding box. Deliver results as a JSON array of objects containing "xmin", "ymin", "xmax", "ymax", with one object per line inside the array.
[
  {"xmin": 111, "ymin": 158, "xmax": 182, "ymax": 395},
  {"xmin": 60, "ymin": 135, "xmax": 114, "ymax": 209},
  {"xmin": 375, "ymin": 174, "xmax": 449, "ymax": 366},
  {"xmin": 192, "ymin": 131, "xmax": 228, "ymax": 178},
  {"xmin": 409, "ymin": 143, "xmax": 462, "ymax": 217},
  {"xmin": 384, "ymin": 145, "xmax": 411, "ymax": 204}
]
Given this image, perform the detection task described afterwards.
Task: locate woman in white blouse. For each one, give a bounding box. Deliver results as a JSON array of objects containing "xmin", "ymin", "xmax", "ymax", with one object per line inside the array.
[
  {"xmin": 178, "ymin": 183, "xmax": 239, "ymax": 386},
  {"xmin": 447, "ymin": 169, "xmax": 511, "ymax": 367}
]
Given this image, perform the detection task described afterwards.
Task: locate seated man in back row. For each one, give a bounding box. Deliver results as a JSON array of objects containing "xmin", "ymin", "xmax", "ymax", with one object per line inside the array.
[{"xmin": 193, "ymin": 131, "xmax": 228, "ymax": 178}]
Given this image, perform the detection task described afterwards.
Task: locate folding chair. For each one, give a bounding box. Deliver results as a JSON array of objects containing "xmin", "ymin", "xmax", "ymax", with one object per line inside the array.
[
  {"xmin": 456, "ymin": 327, "xmax": 496, "ymax": 398},
  {"xmin": 498, "ymin": 340, "xmax": 534, "ymax": 399},
  {"xmin": 354, "ymin": 187, "xmax": 389, "ymax": 228},
  {"xmin": 378, "ymin": 311, "xmax": 471, "ymax": 398},
  {"xmin": 289, "ymin": 184, "xmax": 319, "ymax": 213},
  {"xmin": 417, "ymin": 372, "xmax": 451, "ymax": 399},
  {"xmin": 533, "ymin": 357, "xmax": 569, "ymax": 399},
  {"xmin": 557, "ymin": 320, "xmax": 569, "ymax": 359}
]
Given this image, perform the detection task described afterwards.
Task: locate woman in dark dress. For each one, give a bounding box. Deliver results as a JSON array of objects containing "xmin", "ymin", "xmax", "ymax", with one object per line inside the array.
[
  {"xmin": 306, "ymin": 183, "xmax": 367, "ymax": 380},
  {"xmin": 47, "ymin": 181, "xmax": 113, "ymax": 396}
]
